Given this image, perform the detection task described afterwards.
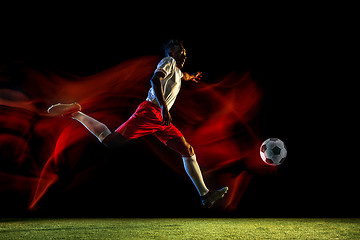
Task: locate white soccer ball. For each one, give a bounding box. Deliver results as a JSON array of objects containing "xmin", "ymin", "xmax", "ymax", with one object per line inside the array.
[{"xmin": 260, "ymin": 138, "xmax": 287, "ymax": 166}]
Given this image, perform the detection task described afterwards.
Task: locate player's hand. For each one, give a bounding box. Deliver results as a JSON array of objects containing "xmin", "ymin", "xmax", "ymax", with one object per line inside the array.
[
  {"xmin": 191, "ymin": 72, "xmax": 202, "ymax": 83},
  {"xmin": 161, "ymin": 107, "xmax": 172, "ymax": 126},
  {"xmin": 184, "ymin": 72, "xmax": 202, "ymax": 83}
]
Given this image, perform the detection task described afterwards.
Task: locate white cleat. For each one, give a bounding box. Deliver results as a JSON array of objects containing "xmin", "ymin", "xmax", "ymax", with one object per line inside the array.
[{"xmin": 47, "ymin": 103, "xmax": 81, "ymax": 117}]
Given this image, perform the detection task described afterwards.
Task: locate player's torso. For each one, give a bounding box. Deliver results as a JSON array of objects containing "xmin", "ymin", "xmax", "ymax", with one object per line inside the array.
[
  {"xmin": 162, "ymin": 67, "xmax": 182, "ymax": 96},
  {"xmin": 146, "ymin": 57, "xmax": 183, "ymax": 110},
  {"xmin": 161, "ymin": 66, "xmax": 182, "ymax": 109}
]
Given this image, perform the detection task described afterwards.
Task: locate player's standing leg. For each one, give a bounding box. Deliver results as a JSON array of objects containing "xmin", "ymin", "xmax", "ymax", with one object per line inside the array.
[{"xmin": 167, "ymin": 136, "xmax": 228, "ymax": 208}]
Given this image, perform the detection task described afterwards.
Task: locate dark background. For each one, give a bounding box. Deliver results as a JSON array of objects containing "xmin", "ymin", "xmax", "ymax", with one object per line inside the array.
[{"xmin": 0, "ymin": 8, "xmax": 357, "ymax": 217}]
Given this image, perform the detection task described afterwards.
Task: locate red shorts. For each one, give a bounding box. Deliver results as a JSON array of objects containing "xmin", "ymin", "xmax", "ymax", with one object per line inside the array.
[{"xmin": 115, "ymin": 101, "xmax": 183, "ymax": 145}]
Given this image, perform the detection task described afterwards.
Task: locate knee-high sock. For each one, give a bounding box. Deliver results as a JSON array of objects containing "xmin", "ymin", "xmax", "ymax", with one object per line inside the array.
[
  {"xmin": 72, "ymin": 112, "xmax": 111, "ymax": 142},
  {"xmin": 182, "ymin": 154, "xmax": 209, "ymax": 196}
]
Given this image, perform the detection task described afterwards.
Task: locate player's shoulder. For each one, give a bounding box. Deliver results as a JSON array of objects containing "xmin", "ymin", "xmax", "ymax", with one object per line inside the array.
[{"xmin": 159, "ymin": 56, "xmax": 176, "ymax": 65}]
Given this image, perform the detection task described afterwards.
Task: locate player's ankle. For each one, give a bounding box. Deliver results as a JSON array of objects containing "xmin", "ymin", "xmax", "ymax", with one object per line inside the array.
[{"xmin": 200, "ymin": 189, "xmax": 210, "ymax": 197}]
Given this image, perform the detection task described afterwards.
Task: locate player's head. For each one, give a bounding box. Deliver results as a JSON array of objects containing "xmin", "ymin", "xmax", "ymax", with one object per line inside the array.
[{"xmin": 163, "ymin": 40, "xmax": 187, "ymax": 69}]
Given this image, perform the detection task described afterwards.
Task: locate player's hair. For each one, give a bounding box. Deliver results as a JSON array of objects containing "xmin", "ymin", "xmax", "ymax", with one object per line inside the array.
[{"xmin": 162, "ymin": 40, "xmax": 184, "ymax": 56}]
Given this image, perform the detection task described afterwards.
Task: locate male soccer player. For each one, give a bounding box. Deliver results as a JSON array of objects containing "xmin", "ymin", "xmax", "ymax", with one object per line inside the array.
[{"xmin": 48, "ymin": 40, "xmax": 228, "ymax": 208}]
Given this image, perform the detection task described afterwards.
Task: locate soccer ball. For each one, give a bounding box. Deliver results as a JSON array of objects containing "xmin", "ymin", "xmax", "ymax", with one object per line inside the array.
[{"xmin": 260, "ymin": 138, "xmax": 287, "ymax": 166}]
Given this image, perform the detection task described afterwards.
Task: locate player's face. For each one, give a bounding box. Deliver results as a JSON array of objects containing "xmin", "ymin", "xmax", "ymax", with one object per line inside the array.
[{"xmin": 173, "ymin": 48, "xmax": 187, "ymax": 69}]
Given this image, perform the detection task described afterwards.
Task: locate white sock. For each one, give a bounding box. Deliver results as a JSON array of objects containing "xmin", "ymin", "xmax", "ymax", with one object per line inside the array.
[
  {"xmin": 72, "ymin": 112, "xmax": 111, "ymax": 142},
  {"xmin": 182, "ymin": 154, "xmax": 209, "ymax": 196}
]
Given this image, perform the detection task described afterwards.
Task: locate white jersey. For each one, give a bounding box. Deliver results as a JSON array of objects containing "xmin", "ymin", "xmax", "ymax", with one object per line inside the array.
[{"xmin": 146, "ymin": 57, "xmax": 183, "ymax": 110}]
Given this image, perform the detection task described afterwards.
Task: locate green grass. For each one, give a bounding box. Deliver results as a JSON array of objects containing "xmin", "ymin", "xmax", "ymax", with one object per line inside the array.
[{"xmin": 1, "ymin": 218, "xmax": 360, "ymax": 239}]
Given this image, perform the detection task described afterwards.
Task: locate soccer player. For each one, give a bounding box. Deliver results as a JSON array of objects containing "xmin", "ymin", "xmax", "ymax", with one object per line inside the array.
[{"xmin": 48, "ymin": 40, "xmax": 228, "ymax": 208}]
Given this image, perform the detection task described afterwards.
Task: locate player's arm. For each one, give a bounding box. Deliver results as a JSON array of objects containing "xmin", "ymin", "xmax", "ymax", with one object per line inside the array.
[
  {"xmin": 182, "ymin": 72, "xmax": 203, "ymax": 83},
  {"xmin": 150, "ymin": 72, "xmax": 172, "ymax": 126}
]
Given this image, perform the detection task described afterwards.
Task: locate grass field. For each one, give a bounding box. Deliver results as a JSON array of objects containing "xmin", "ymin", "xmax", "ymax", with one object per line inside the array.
[{"xmin": 1, "ymin": 218, "xmax": 360, "ymax": 239}]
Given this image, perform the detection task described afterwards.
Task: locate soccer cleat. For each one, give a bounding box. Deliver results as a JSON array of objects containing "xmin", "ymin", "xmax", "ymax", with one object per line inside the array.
[
  {"xmin": 201, "ymin": 187, "xmax": 229, "ymax": 208},
  {"xmin": 47, "ymin": 103, "xmax": 81, "ymax": 117}
]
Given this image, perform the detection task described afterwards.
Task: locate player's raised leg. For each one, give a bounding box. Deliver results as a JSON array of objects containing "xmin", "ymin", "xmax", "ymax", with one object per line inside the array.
[
  {"xmin": 47, "ymin": 103, "xmax": 111, "ymax": 142},
  {"xmin": 167, "ymin": 136, "xmax": 228, "ymax": 208},
  {"xmin": 72, "ymin": 111, "xmax": 111, "ymax": 142}
]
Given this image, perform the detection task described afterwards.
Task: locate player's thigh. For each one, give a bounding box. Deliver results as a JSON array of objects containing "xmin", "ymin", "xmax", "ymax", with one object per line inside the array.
[{"xmin": 166, "ymin": 136, "xmax": 194, "ymax": 157}]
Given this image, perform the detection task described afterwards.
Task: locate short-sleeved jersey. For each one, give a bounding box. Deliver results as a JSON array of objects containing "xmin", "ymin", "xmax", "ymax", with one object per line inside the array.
[{"xmin": 146, "ymin": 57, "xmax": 183, "ymax": 110}]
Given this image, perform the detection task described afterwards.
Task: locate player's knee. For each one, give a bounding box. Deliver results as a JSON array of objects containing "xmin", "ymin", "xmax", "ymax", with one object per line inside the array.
[
  {"xmin": 102, "ymin": 132, "xmax": 129, "ymax": 149},
  {"xmin": 185, "ymin": 144, "xmax": 194, "ymax": 157},
  {"xmin": 167, "ymin": 137, "xmax": 194, "ymax": 157}
]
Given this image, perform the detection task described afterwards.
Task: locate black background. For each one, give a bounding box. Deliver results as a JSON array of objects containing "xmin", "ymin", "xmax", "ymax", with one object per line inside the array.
[{"xmin": 0, "ymin": 6, "xmax": 357, "ymax": 217}]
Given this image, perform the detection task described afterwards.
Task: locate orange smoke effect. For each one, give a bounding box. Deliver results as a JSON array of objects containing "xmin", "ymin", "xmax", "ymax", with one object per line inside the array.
[{"xmin": 0, "ymin": 55, "xmax": 274, "ymax": 213}]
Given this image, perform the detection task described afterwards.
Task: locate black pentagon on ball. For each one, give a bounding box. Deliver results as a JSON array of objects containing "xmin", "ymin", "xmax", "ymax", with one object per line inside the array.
[
  {"xmin": 272, "ymin": 146, "xmax": 281, "ymax": 155},
  {"xmin": 260, "ymin": 144, "xmax": 267, "ymax": 152},
  {"xmin": 270, "ymin": 138, "xmax": 279, "ymax": 142}
]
